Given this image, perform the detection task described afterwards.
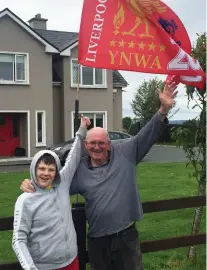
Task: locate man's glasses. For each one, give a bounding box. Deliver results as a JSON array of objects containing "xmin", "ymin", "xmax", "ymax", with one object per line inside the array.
[{"xmin": 86, "ymin": 141, "xmax": 106, "ymax": 147}]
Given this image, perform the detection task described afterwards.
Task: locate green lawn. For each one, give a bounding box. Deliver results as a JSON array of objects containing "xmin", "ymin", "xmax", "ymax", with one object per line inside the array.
[{"xmin": 0, "ymin": 163, "xmax": 206, "ymax": 269}]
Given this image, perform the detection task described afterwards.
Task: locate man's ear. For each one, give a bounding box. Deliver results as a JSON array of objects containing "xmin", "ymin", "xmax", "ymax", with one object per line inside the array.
[
  {"xmin": 84, "ymin": 140, "xmax": 88, "ymax": 148},
  {"xmin": 108, "ymin": 140, "xmax": 112, "ymax": 150}
]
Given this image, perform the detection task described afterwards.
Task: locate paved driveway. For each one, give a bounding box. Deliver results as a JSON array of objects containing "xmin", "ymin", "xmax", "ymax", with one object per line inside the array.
[
  {"xmin": 0, "ymin": 164, "xmax": 30, "ymax": 173},
  {"xmin": 142, "ymin": 145, "xmax": 187, "ymax": 163},
  {"xmin": 0, "ymin": 146, "xmax": 187, "ymax": 173}
]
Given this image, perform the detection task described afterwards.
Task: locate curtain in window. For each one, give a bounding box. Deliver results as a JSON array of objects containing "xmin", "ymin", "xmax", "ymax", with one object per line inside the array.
[
  {"xmin": 16, "ymin": 55, "xmax": 25, "ymax": 81},
  {"xmin": 0, "ymin": 54, "xmax": 13, "ymax": 80},
  {"xmin": 72, "ymin": 60, "xmax": 79, "ymax": 84},
  {"xmin": 82, "ymin": 66, "xmax": 93, "ymax": 85},
  {"xmin": 95, "ymin": 68, "xmax": 103, "ymax": 85}
]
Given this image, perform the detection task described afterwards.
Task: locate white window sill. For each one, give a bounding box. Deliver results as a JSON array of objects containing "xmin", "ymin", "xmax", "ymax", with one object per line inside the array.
[
  {"xmin": 0, "ymin": 81, "xmax": 30, "ymax": 85},
  {"xmin": 35, "ymin": 144, "xmax": 47, "ymax": 148},
  {"xmin": 71, "ymin": 85, "xmax": 107, "ymax": 89}
]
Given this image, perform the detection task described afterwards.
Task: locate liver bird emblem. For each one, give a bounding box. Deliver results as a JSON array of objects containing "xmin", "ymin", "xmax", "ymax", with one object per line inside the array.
[{"xmin": 122, "ymin": 0, "xmax": 166, "ymax": 38}]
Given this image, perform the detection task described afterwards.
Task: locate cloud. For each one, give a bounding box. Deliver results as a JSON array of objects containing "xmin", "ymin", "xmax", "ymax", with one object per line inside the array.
[{"xmin": 0, "ymin": 0, "xmax": 84, "ymax": 32}]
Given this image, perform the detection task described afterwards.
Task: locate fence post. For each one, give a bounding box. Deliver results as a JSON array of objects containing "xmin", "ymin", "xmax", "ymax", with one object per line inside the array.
[{"xmin": 72, "ymin": 203, "xmax": 87, "ymax": 270}]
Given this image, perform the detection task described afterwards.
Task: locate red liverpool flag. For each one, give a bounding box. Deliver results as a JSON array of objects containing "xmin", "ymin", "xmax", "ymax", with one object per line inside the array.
[{"xmin": 78, "ymin": 0, "xmax": 205, "ymax": 89}]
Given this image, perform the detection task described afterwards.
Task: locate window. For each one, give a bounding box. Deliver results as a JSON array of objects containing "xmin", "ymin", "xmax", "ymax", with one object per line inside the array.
[
  {"xmin": 0, "ymin": 53, "xmax": 28, "ymax": 84},
  {"xmin": 35, "ymin": 111, "xmax": 46, "ymax": 146},
  {"xmin": 71, "ymin": 59, "xmax": 106, "ymax": 88},
  {"xmin": 72, "ymin": 112, "xmax": 107, "ymax": 137}
]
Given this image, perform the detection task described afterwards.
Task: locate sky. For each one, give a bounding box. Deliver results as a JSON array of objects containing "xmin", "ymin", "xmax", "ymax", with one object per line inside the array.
[{"xmin": 0, "ymin": 0, "xmax": 206, "ymax": 120}]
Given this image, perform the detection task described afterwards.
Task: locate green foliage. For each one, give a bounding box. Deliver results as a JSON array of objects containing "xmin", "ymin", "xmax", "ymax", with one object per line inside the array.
[
  {"xmin": 172, "ymin": 119, "xmax": 204, "ymax": 184},
  {"xmin": 192, "ymin": 33, "xmax": 206, "ymax": 72},
  {"xmin": 186, "ymin": 33, "xmax": 206, "ymax": 100},
  {"xmin": 131, "ymin": 77, "xmax": 175, "ymax": 122},
  {"xmin": 122, "ymin": 116, "xmax": 132, "ymax": 131},
  {"xmin": 172, "ymin": 33, "xmax": 206, "ymax": 191}
]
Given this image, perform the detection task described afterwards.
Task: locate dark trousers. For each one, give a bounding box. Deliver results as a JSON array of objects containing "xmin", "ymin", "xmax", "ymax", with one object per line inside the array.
[{"xmin": 87, "ymin": 224, "xmax": 144, "ymax": 270}]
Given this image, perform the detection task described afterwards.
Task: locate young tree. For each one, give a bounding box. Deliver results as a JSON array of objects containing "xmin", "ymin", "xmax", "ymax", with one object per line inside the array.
[
  {"xmin": 131, "ymin": 77, "xmax": 175, "ymax": 122},
  {"xmin": 122, "ymin": 116, "xmax": 132, "ymax": 131},
  {"xmin": 172, "ymin": 33, "xmax": 206, "ymax": 260}
]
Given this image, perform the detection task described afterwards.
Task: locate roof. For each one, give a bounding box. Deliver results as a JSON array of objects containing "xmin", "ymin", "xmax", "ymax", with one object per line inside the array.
[
  {"xmin": 35, "ymin": 29, "xmax": 78, "ymax": 51},
  {"xmin": 113, "ymin": 70, "xmax": 128, "ymax": 88}
]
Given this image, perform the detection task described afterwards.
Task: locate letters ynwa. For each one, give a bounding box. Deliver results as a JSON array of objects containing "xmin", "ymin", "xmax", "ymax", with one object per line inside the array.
[{"xmin": 78, "ymin": 0, "xmax": 205, "ymax": 89}]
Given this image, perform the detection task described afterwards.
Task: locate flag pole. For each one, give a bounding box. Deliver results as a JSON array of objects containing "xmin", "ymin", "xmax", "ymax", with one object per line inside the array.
[
  {"xmin": 74, "ymin": 64, "xmax": 80, "ymax": 136},
  {"xmin": 74, "ymin": 64, "xmax": 80, "ymax": 203}
]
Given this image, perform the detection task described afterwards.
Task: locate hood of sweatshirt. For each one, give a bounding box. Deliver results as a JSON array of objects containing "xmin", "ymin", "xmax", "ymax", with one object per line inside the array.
[{"xmin": 30, "ymin": 150, "xmax": 61, "ymax": 191}]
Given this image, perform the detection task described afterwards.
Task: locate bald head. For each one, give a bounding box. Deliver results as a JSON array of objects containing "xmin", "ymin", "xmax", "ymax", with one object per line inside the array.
[
  {"xmin": 84, "ymin": 127, "xmax": 111, "ymax": 166},
  {"xmin": 86, "ymin": 127, "xmax": 110, "ymax": 142}
]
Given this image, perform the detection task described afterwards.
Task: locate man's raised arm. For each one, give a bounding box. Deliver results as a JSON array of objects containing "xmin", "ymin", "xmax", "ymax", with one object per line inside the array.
[{"xmin": 117, "ymin": 81, "xmax": 178, "ymax": 164}]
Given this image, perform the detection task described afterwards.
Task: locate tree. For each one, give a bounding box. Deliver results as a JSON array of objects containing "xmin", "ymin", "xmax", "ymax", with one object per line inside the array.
[
  {"xmin": 122, "ymin": 116, "xmax": 132, "ymax": 131},
  {"xmin": 172, "ymin": 33, "xmax": 206, "ymax": 260},
  {"xmin": 131, "ymin": 77, "xmax": 175, "ymax": 122}
]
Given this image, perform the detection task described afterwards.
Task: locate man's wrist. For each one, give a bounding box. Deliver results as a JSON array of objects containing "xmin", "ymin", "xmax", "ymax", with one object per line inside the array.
[
  {"xmin": 158, "ymin": 110, "xmax": 167, "ymax": 116},
  {"xmin": 157, "ymin": 109, "xmax": 168, "ymax": 123},
  {"xmin": 158, "ymin": 106, "xmax": 169, "ymax": 115}
]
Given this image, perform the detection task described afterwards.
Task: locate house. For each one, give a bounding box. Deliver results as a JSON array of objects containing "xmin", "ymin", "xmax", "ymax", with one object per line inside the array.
[{"xmin": 0, "ymin": 8, "xmax": 128, "ymax": 157}]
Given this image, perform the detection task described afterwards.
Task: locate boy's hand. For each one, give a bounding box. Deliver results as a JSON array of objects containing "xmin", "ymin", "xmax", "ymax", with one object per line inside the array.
[
  {"xmin": 80, "ymin": 114, "xmax": 91, "ymax": 128},
  {"xmin": 20, "ymin": 179, "xmax": 35, "ymax": 193}
]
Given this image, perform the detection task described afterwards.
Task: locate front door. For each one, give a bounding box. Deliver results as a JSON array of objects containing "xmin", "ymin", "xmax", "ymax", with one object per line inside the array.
[{"xmin": 0, "ymin": 114, "xmax": 20, "ymax": 156}]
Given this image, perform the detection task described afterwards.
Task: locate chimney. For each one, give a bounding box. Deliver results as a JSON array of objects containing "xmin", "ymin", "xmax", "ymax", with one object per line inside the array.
[{"xmin": 28, "ymin": 14, "xmax": 48, "ymax": 30}]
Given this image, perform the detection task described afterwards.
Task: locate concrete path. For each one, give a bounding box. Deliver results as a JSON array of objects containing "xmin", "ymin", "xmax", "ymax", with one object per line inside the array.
[
  {"xmin": 142, "ymin": 145, "xmax": 187, "ymax": 163},
  {"xmin": 0, "ymin": 145, "xmax": 187, "ymax": 173}
]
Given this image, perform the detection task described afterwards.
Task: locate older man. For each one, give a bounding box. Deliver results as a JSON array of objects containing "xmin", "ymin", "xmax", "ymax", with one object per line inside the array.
[{"xmin": 21, "ymin": 81, "xmax": 177, "ymax": 270}]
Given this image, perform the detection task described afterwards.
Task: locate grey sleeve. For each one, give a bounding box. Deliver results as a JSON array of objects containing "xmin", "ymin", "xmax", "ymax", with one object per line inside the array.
[
  {"xmin": 69, "ymin": 173, "xmax": 79, "ymax": 195},
  {"xmin": 117, "ymin": 113, "xmax": 168, "ymax": 164},
  {"xmin": 60, "ymin": 126, "xmax": 87, "ymax": 190},
  {"xmin": 12, "ymin": 195, "xmax": 38, "ymax": 270}
]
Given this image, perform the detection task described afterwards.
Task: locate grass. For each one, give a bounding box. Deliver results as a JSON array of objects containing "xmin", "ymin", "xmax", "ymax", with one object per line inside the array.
[{"xmin": 0, "ymin": 163, "xmax": 206, "ymax": 269}]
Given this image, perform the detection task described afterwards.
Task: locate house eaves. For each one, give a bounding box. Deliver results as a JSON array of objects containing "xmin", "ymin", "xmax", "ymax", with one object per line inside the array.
[
  {"xmin": 60, "ymin": 40, "xmax": 78, "ymax": 56},
  {"xmin": 113, "ymin": 83, "xmax": 127, "ymax": 89},
  {"xmin": 0, "ymin": 8, "xmax": 59, "ymax": 54},
  {"xmin": 113, "ymin": 70, "xmax": 128, "ymax": 88}
]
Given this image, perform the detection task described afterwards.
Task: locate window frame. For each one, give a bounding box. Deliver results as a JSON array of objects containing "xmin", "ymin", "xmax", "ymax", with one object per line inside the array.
[
  {"xmin": 0, "ymin": 52, "xmax": 29, "ymax": 84},
  {"xmin": 35, "ymin": 110, "xmax": 46, "ymax": 147},
  {"xmin": 71, "ymin": 59, "xmax": 107, "ymax": 88},
  {"xmin": 71, "ymin": 111, "xmax": 107, "ymax": 137}
]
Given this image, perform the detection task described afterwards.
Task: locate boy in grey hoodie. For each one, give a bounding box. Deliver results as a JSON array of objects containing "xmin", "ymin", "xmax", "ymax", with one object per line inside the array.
[{"xmin": 12, "ymin": 116, "xmax": 90, "ymax": 270}]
